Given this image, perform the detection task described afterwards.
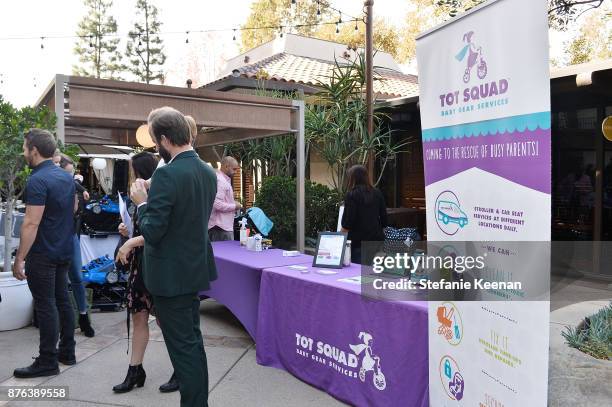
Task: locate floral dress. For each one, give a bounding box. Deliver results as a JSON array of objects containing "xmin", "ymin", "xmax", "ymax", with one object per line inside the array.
[{"xmin": 125, "ymin": 212, "xmax": 153, "ymax": 314}]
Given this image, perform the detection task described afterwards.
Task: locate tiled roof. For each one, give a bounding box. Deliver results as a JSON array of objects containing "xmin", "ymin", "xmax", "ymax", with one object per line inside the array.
[{"xmin": 211, "ymin": 53, "xmax": 419, "ymax": 99}]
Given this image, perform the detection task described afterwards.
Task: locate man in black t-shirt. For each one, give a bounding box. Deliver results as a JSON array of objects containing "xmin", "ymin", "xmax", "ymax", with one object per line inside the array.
[{"xmin": 12, "ymin": 129, "xmax": 76, "ymax": 378}]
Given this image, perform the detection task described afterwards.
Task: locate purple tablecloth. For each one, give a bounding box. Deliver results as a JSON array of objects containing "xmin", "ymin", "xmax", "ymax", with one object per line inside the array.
[
  {"xmin": 256, "ymin": 264, "xmax": 429, "ymax": 407},
  {"xmin": 200, "ymin": 241, "xmax": 312, "ymax": 339}
]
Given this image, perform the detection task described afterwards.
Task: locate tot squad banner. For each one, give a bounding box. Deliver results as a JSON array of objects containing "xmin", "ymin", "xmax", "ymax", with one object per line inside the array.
[{"xmin": 416, "ymin": 0, "xmax": 550, "ymax": 406}]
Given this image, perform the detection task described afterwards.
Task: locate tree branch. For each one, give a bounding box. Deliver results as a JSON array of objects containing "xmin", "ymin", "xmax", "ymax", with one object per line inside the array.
[{"xmin": 548, "ymin": 0, "xmax": 604, "ymax": 14}]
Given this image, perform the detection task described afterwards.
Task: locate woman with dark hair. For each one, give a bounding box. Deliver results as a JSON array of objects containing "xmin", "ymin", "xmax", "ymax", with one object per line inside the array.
[
  {"xmin": 340, "ymin": 165, "xmax": 388, "ymax": 264},
  {"xmin": 112, "ymin": 152, "xmax": 176, "ymax": 393}
]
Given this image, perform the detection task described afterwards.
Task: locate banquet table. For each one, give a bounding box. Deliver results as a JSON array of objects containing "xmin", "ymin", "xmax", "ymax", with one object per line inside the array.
[
  {"xmin": 255, "ymin": 263, "xmax": 429, "ymax": 407},
  {"xmin": 200, "ymin": 241, "xmax": 312, "ymax": 339}
]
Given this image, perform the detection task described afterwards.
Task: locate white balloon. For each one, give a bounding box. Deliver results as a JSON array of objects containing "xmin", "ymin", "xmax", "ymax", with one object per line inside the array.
[{"xmin": 92, "ymin": 158, "xmax": 107, "ymax": 170}]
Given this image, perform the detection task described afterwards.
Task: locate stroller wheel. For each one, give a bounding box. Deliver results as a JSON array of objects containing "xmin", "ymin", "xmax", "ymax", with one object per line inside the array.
[{"xmin": 477, "ymin": 61, "xmax": 487, "ymax": 79}]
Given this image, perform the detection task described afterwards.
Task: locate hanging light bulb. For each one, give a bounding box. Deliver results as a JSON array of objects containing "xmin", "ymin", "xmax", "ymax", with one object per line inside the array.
[
  {"xmin": 291, "ymin": 0, "xmax": 296, "ymax": 4},
  {"xmin": 233, "ymin": 29, "xmax": 236, "ymax": 41},
  {"xmin": 89, "ymin": 35, "xmax": 93, "ymax": 48},
  {"xmin": 185, "ymin": 31, "xmax": 190, "ymax": 44},
  {"xmin": 336, "ymin": 23, "xmax": 340, "ymax": 34},
  {"xmin": 138, "ymin": 33, "xmax": 142, "ymax": 46},
  {"xmin": 279, "ymin": 26, "xmax": 284, "ymax": 38},
  {"xmin": 355, "ymin": 19, "xmax": 359, "ymax": 31},
  {"xmin": 40, "ymin": 37, "xmax": 44, "ymax": 50},
  {"xmin": 316, "ymin": 1, "xmax": 321, "ymax": 16}
]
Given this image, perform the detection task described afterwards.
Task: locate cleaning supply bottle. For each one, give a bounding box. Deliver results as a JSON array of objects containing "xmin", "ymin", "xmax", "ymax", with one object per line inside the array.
[
  {"xmin": 343, "ymin": 240, "xmax": 352, "ymax": 266},
  {"xmin": 239, "ymin": 217, "xmax": 249, "ymax": 246},
  {"xmin": 254, "ymin": 234, "xmax": 263, "ymax": 252}
]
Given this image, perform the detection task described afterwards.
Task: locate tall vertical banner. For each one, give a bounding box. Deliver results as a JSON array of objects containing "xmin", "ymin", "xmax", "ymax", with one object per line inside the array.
[{"xmin": 416, "ymin": 0, "xmax": 550, "ymax": 406}]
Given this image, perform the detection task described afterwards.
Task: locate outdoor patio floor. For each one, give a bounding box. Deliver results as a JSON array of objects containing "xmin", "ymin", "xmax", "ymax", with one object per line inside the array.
[
  {"xmin": 0, "ymin": 277, "xmax": 610, "ymax": 407},
  {"xmin": 0, "ymin": 300, "xmax": 346, "ymax": 407}
]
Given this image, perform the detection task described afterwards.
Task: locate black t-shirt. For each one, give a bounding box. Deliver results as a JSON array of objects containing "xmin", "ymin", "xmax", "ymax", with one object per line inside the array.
[
  {"xmin": 24, "ymin": 160, "xmax": 75, "ymax": 261},
  {"xmin": 341, "ymin": 186, "xmax": 387, "ymax": 248}
]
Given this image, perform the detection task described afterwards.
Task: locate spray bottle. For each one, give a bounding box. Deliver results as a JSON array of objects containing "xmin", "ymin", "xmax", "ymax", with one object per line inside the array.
[{"xmin": 239, "ymin": 217, "xmax": 249, "ymax": 246}]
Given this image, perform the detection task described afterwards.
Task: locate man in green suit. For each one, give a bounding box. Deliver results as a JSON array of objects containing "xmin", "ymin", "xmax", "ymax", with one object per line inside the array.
[{"xmin": 130, "ymin": 106, "xmax": 217, "ymax": 407}]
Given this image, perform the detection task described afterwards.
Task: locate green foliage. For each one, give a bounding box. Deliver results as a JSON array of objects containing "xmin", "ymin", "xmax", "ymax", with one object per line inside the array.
[
  {"xmin": 306, "ymin": 54, "xmax": 411, "ymax": 194},
  {"xmin": 0, "ymin": 96, "xmax": 57, "ymax": 271},
  {"xmin": 224, "ymin": 85, "xmax": 304, "ymax": 179},
  {"xmin": 126, "ymin": 0, "xmax": 166, "ymax": 84},
  {"xmin": 563, "ymin": 4, "xmax": 611, "ymax": 66},
  {"xmin": 0, "ymin": 98, "xmax": 57, "ymax": 202},
  {"xmin": 562, "ymin": 302, "xmax": 612, "ymax": 360},
  {"xmin": 314, "ymin": 17, "xmax": 401, "ymax": 61},
  {"xmin": 254, "ymin": 176, "xmax": 342, "ymax": 249},
  {"xmin": 60, "ymin": 142, "xmax": 82, "ymax": 165},
  {"xmin": 240, "ymin": 0, "xmax": 332, "ymax": 51},
  {"xmin": 548, "ymin": 0, "xmax": 606, "ymax": 30},
  {"xmin": 73, "ymin": 0, "xmax": 124, "ymax": 79}
]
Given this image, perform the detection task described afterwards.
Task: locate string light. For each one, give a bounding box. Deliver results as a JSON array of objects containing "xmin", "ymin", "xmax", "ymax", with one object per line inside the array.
[
  {"xmin": 355, "ymin": 19, "xmax": 359, "ymax": 31},
  {"xmin": 279, "ymin": 26, "xmax": 284, "ymax": 38},
  {"xmin": 0, "ymin": 10, "xmax": 361, "ymax": 46},
  {"xmin": 40, "ymin": 37, "xmax": 44, "ymax": 49},
  {"xmin": 232, "ymin": 29, "xmax": 236, "ymax": 41},
  {"xmin": 317, "ymin": 1, "xmax": 321, "ymax": 16},
  {"xmin": 335, "ymin": 23, "xmax": 339, "ymax": 34},
  {"xmin": 138, "ymin": 33, "xmax": 142, "ymax": 46}
]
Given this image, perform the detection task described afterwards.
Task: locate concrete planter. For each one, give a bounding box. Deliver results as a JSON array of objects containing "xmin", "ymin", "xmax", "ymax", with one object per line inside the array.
[{"xmin": 0, "ymin": 271, "xmax": 33, "ymax": 331}]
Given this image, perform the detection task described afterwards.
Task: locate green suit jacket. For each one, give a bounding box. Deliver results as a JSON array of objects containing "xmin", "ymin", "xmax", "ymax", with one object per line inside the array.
[{"xmin": 138, "ymin": 150, "xmax": 218, "ymax": 297}]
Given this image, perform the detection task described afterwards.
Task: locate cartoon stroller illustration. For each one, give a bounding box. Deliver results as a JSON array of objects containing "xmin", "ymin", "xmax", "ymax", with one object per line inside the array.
[
  {"xmin": 455, "ymin": 31, "xmax": 487, "ymax": 83},
  {"xmin": 350, "ymin": 332, "xmax": 386, "ymax": 391}
]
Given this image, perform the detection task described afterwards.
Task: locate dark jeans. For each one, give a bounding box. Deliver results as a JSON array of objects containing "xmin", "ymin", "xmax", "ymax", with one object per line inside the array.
[
  {"xmin": 68, "ymin": 234, "xmax": 88, "ymax": 313},
  {"xmin": 154, "ymin": 293, "xmax": 208, "ymax": 407},
  {"xmin": 26, "ymin": 253, "xmax": 75, "ymax": 366}
]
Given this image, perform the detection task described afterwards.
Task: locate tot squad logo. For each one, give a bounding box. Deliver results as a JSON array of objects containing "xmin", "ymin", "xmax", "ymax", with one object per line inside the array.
[
  {"xmin": 440, "ymin": 355, "xmax": 465, "ymax": 401},
  {"xmin": 456, "ymin": 30, "xmax": 488, "ymax": 83},
  {"xmin": 436, "ymin": 190, "xmax": 469, "ymax": 235},
  {"xmin": 295, "ymin": 332, "xmax": 387, "ymax": 391},
  {"xmin": 436, "ymin": 302, "xmax": 463, "ymax": 346}
]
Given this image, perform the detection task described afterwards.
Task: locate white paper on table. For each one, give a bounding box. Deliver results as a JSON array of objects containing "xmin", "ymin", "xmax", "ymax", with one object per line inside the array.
[
  {"xmin": 118, "ymin": 193, "xmax": 133, "ymax": 238},
  {"xmin": 338, "ymin": 276, "xmax": 362, "ymax": 284},
  {"xmin": 315, "ymin": 269, "xmax": 339, "ymax": 275}
]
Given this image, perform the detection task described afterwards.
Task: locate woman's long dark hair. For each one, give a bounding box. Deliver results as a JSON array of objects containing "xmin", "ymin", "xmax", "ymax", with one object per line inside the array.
[
  {"xmin": 346, "ymin": 165, "xmax": 373, "ymax": 191},
  {"xmin": 346, "ymin": 165, "xmax": 375, "ymax": 203},
  {"xmin": 131, "ymin": 151, "xmax": 157, "ymax": 180}
]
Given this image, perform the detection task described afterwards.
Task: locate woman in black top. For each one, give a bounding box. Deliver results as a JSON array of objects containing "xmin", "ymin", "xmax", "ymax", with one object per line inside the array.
[{"xmin": 341, "ymin": 165, "xmax": 387, "ymax": 264}]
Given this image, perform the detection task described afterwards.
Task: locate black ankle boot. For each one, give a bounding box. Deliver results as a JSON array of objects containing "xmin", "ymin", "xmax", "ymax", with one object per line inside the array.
[
  {"xmin": 112, "ymin": 364, "xmax": 146, "ymax": 393},
  {"xmin": 79, "ymin": 313, "xmax": 95, "ymax": 338},
  {"xmin": 159, "ymin": 372, "xmax": 179, "ymax": 393}
]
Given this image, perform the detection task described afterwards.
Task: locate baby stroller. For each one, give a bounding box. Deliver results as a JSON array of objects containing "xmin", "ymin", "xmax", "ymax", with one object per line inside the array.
[
  {"xmin": 350, "ymin": 332, "xmax": 386, "ymax": 391},
  {"xmin": 81, "ymin": 195, "xmax": 132, "ymax": 236},
  {"xmin": 81, "ymin": 255, "xmax": 128, "ymax": 312},
  {"xmin": 234, "ymin": 207, "xmax": 274, "ymax": 240}
]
